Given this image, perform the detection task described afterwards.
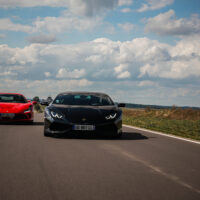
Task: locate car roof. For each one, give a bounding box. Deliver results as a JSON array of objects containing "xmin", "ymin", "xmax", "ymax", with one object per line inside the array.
[{"xmin": 57, "ymin": 91, "xmax": 109, "ymax": 97}]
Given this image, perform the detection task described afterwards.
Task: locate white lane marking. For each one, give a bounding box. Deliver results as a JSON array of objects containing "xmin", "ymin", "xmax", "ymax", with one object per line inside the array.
[
  {"xmin": 123, "ymin": 124, "xmax": 200, "ymax": 145},
  {"xmin": 102, "ymin": 144, "xmax": 200, "ymax": 194}
]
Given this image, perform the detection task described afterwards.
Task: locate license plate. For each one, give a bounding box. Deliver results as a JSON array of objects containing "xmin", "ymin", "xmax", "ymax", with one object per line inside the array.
[
  {"xmin": 73, "ymin": 125, "xmax": 95, "ymax": 131},
  {"xmin": 0, "ymin": 113, "xmax": 15, "ymax": 119}
]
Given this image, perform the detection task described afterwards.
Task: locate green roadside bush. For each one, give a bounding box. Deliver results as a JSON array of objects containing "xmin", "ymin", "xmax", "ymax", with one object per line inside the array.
[{"xmin": 34, "ymin": 103, "xmax": 45, "ymax": 113}]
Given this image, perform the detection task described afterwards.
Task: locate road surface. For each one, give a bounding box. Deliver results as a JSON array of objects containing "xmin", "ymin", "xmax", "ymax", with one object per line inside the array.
[{"xmin": 0, "ymin": 113, "xmax": 200, "ymax": 200}]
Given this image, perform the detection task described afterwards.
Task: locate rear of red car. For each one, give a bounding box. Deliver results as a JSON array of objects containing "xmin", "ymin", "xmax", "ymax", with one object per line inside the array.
[{"xmin": 0, "ymin": 93, "xmax": 35, "ymax": 122}]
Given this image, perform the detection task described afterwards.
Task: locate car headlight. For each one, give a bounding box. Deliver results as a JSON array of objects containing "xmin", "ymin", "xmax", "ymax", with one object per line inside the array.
[
  {"xmin": 44, "ymin": 108, "xmax": 54, "ymax": 122},
  {"xmin": 24, "ymin": 106, "xmax": 32, "ymax": 113},
  {"xmin": 105, "ymin": 113, "xmax": 117, "ymax": 120},
  {"xmin": 50, "ymin": 111, "xmax": 63, "ymax": 119}
]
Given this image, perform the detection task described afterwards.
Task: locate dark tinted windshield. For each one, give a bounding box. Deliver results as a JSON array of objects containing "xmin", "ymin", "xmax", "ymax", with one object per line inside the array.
[
  {"xmin": 53, "ymin": 94, "xmax": 114, "ymax": 106},
  {"xmin": 0, "ymin": 94, "xmax": 27, "ymax": 103}
]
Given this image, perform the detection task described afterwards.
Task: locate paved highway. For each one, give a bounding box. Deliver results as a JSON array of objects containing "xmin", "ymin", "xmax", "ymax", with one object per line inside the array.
[{"xmin": 0, "ymin": 113, "xmax": 200, "ymax": 200}]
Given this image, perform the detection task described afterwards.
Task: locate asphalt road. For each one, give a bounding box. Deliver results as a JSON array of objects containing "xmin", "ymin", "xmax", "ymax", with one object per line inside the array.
[{"xmin": 0, "ymin": 113, "xmax": 200, "ymax": 200}]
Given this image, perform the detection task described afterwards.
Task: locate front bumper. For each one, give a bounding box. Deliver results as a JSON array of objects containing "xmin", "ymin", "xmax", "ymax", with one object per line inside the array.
[
  {"xmin": 0, "ymin": 112, "xmax": 33, "ymax": 122},
  {"xmin": 44, "ymin": 117, "xmax": 122, "ymax": 136}
]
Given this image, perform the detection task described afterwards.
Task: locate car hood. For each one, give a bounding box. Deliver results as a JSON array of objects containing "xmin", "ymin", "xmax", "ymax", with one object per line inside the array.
[
  {"xmin": 0, "ymin": 103, "xmax": 31, "ymax": 113},
  {"xmin": 49, "ymin": 104, "xmax": 120, "ymax": 124}
]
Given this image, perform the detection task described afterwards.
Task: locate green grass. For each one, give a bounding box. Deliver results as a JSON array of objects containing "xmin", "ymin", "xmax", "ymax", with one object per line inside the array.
[{"xmin": 123, "ymin": 108, "xmax": 200, "ymax": 141}]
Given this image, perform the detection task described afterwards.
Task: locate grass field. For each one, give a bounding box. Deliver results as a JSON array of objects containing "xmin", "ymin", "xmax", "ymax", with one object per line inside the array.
[{"xmin": 123, "ymin": 107, "xmax": 200, "ymax": 141}]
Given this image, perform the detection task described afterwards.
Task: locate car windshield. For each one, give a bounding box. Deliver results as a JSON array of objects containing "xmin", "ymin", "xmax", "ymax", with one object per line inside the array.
[
  {"xmin": 53, "ymin": 94, "xmax": 114, "ymax": 106},
  {"xmin": 0, "ymin": 94, "xmax": 27, "ymax": 103}
]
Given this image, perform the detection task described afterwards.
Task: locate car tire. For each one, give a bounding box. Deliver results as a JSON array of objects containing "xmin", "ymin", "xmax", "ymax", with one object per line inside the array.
[
  {"xmin": 113, "ymin": 131, "xmax": 122, "ymax": 139},
  {"xmin": 44, "ymin": 129, "xmax": 51, "ymax": 137}
]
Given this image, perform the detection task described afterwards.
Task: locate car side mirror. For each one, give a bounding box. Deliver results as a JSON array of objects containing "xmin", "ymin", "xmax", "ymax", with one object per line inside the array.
[
  {"xmin": 118, "ymin": 103, "xmax": 125, "ymax": 107},
  {"xmin": 32, "ymin": 101, "xmax": 37, "ymax": 105}
]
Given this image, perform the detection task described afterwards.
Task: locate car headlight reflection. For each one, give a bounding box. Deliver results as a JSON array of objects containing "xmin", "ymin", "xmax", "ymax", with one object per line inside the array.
[
  {"xmin": 50, "ymin": 111, "xmax": 63, "ymax": 119},
  {"xmin": 105, "ymin": 113, "xmax": 117, "ymax": 120}
]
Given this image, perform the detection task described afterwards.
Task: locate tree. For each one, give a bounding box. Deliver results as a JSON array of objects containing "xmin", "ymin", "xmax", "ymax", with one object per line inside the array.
[{"xmin": 33, "ymin": 96, "xmax": 40, "ymax": 102}]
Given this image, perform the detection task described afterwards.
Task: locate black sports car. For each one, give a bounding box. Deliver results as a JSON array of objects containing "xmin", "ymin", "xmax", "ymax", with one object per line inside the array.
[{"xmin": 44, "ymin": 92, "xmax": 125, "ymax": 138}]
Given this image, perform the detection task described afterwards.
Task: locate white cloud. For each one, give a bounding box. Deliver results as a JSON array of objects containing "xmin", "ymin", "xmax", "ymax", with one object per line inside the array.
[
  {"xmin": 0, "ymin": 13, "xmax": 102, "ymax": 34},
  {"xmin": 137, "ymin": 0, "xmax": 174, "ymax": 12},
  {"xmin": 0, "ymin": 45, "xmax": 20, "ymax": 65},
  {"xmin": 118, "ymin": 23, "xmax": 134, "ymax": 32},
  {"xmin": 0, "ymin": 18, "xmax": 32, "ymax": 32},
  {"xmin": 139, "ymin": 35, "xmax": 200, "ymax": 79},
  {"xmin": 145, "ymin": 10, "xmax": 200, "ymax": 36},
  {"xmin": 0, "ymin": 36, "xmax": 200, "ymax": 98},
  {"xmin": 0, "ymin": 34, "xmax": 6, "ymax": 39},
  {"xmin": 0, "ymin": 0, "xmax": 122, "ymax": 16},
  {"xmin": 33, "ymin": 13, "xmax": 102, "ymax": 33},
  {"xmin": 0, "ymin": 0, "xmax": 67, "ymax": 8},
  {"xmin": 56, "ymin": 68, "xmax": 86, "ymax": 79},
  {"xmin": 114, "ymin": 64, "xmax": 131, "ymax": 79},
  {"xmin": 0, "ymin": 1, "xmax": 132, "ymax": 35},
  {"xmin": 139, "ymin": 59, "xmax": 200, "ymax": 79},
  {"xmin": 26, "ymin": 34, "xmax": 56, "ymax": 44},
  {"xmin": 0, "ymin": 44, "xmax": 45, "ymax": 67},
  {"xmin": 0, "ymin": 71, "xmax": 17, "ymax": 76},
  {"xmin": 0, "ymin": 78, "xmax": 92, "ymax": 99},
  {"xmin": 117, "ymin": 71, "xmax": 131, "ymax": 79},
  {"xmin": 67, "ymin": 0, "xmax": 119, "ymax": 16},
  {"xmin": 104, "ymin": 25, "xmax": 116, "ymax": 34},
  {"xmin": 170, "ymin": 34, "xmax": 200, "ymax": 57},
  {"xmin": 114, "ymin": 64, "xmax": 129, "ymax": 74},
  {"xmin": 44, "ymin": 72, "xmax": 51, "ymax": 77},
  {"xmin": 118, "ymin": 0, "xmax": 133, "ymax": 6},
  {"xmin": 120, "ymin": 8, "xmax": 132, "ymax": 13},
  {"xmin": 137, "ymin": 80, "xmax": 158, "ymax": 87}
]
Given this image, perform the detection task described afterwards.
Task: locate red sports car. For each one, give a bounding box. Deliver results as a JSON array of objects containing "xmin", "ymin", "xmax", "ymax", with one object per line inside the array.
[{"xmin": 0, "ymin": 93, "xmax": 36, "ymax": 123}]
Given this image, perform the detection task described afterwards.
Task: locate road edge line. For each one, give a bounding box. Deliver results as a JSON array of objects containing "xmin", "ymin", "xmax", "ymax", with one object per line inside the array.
[{"xmin": 123, "ymin": 124, "xmax": 200, "ymax": 145}]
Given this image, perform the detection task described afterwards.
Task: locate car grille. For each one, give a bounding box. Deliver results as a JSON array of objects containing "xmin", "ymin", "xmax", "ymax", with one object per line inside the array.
[
  {"xmin": 50, "ymin": 123, "xmax": 71, "ymax": 132},
  {"xmin": 0, "ymin": 113, "xmax": 30, "ymax": 120},
  {"xmin": 67, "ymin": 108, "xmax": 105, "ymax": 124},
  {"xmin": 14, "ymin": 114, "xmax": 29, "ymax": 120}
]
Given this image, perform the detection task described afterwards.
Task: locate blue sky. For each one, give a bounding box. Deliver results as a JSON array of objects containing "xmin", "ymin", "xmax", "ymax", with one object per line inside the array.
[{"xmin": 0, "ymin": 0, "xmax": 200, "ymax": 106}]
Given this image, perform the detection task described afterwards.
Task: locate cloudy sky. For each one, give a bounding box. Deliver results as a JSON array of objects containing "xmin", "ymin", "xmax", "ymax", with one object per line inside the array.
[{"xmin": 0, "ymin": 0, "xmax": 200, "ymax": 106}]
